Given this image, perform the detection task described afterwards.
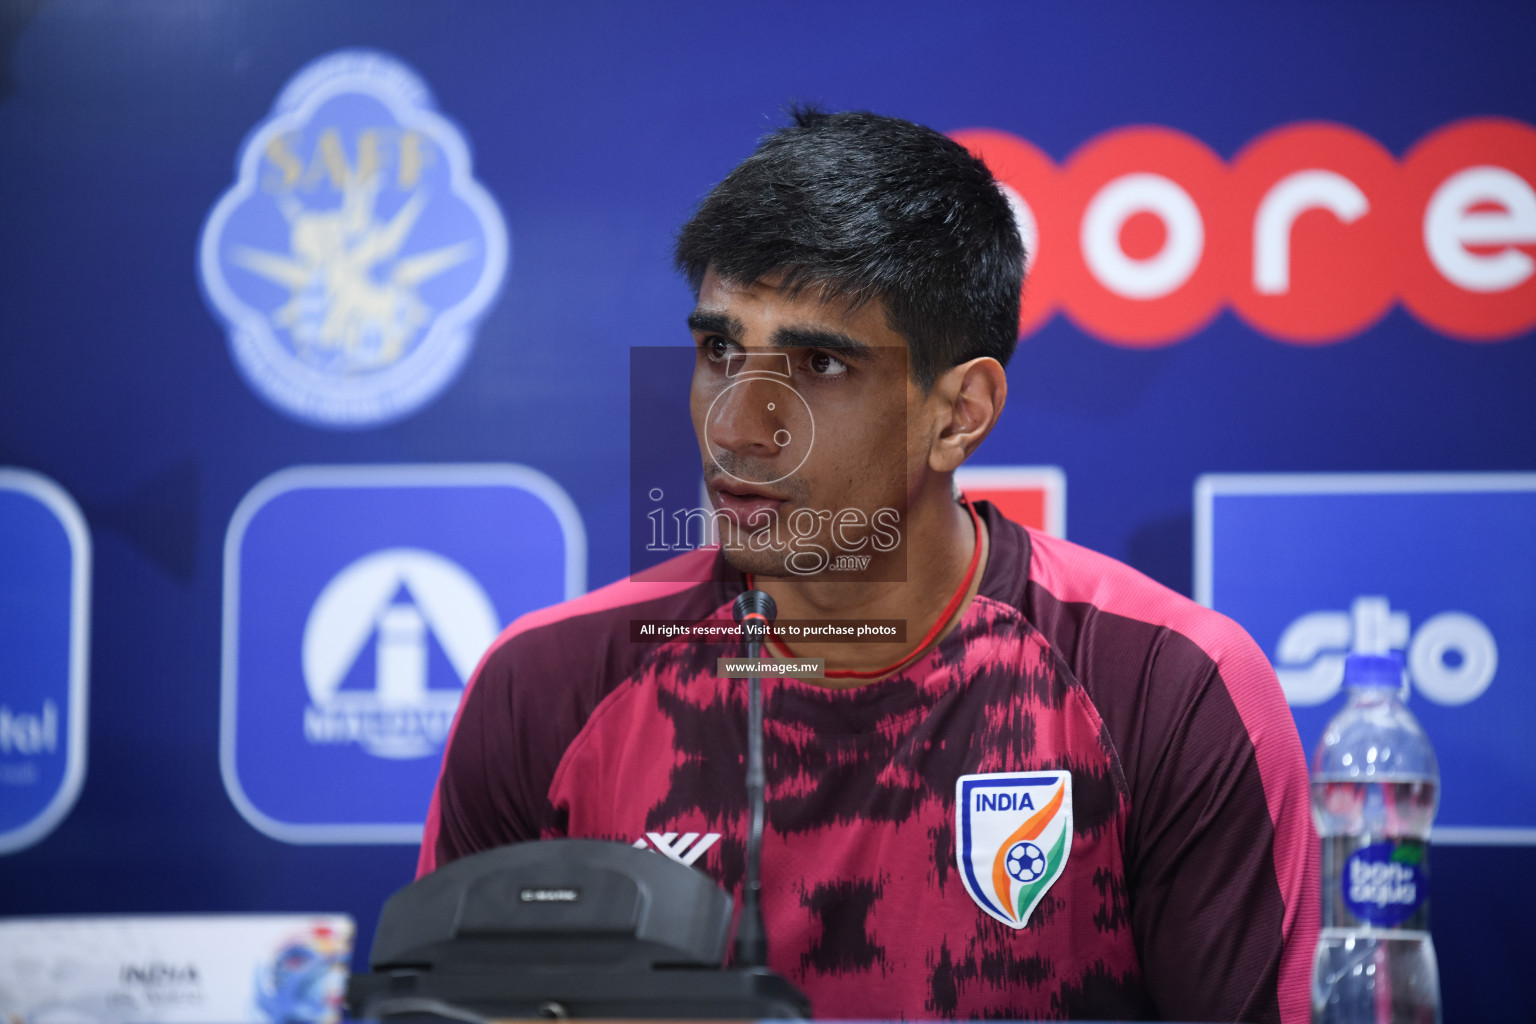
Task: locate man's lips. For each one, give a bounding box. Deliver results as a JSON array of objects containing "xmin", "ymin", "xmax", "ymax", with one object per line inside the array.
[{"xmin": 714, "ymin": 485, "xmax": 788, "ymax": 522}]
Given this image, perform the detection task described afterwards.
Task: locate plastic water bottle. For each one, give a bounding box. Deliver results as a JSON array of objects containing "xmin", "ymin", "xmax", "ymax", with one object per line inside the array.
[{"xmin": 1311, "ymin": 653, "xmax": 1441, "ymax": 1024}]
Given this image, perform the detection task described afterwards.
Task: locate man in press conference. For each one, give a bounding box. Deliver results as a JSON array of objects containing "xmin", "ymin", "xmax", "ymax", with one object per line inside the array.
[{"xmin": 418, "ymin": 108, "xmax": 1317, "ymax": 1022}]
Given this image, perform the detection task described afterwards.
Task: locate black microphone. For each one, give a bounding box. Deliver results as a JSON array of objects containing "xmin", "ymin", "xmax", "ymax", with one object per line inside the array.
[
  {"xmin": 733, "ymin": 588, "xmax": 776, "ymax": 656},
  {"xmin": 731, "ymin": 589, "xmax": 776, "ymax": 969}
]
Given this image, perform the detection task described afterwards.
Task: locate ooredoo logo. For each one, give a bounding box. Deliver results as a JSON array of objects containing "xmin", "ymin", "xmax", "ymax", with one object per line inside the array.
[{"xmin": 955, "ymin": 118, "xmax": 1536, "ymax": 346}]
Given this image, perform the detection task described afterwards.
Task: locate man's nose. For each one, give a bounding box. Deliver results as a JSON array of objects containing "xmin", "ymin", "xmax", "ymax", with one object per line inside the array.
[{"xmin": 708, "ymin": 375, "xmax": 788, "ymax": 457}]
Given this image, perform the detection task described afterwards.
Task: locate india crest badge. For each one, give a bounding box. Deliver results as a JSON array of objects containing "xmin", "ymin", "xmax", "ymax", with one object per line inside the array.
[{"xmin": 955, "ymin": 771, "xmax": 1073, "ymax": 929}]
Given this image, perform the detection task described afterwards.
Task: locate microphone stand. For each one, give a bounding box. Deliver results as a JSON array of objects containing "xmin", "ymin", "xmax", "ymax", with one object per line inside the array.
[{"xmin": 732, "ymin": 591, "xmax": 775, "ymax": 969}]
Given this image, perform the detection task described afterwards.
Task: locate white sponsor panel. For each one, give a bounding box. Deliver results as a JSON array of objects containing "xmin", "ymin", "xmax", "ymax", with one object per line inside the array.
[{"xmin": 0, "ymin": 915, "xmax": 353, "ymax": 1024}]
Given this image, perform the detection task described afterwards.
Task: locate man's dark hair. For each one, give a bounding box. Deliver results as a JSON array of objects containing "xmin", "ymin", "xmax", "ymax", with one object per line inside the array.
[{"xmin": 674, "ymin": 106, "xmax": 1025, "ymax": 389}]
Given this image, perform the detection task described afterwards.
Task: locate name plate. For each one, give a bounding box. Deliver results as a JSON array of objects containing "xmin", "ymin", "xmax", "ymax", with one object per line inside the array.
[{"xmin": 0, "ymin": 914, "xmax": 353, "ymax": 1024}]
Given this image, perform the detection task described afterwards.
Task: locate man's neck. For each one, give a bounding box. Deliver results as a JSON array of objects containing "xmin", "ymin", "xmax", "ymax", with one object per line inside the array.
[{"xmin": 752, "ymin": 494, "xmax": 988, "ymax": 687}]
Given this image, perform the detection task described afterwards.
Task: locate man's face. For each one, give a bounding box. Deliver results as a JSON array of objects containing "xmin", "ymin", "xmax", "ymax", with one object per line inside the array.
[{"xmin": 688, "ymin": 268, "xmax": 914, "ymax": 579}]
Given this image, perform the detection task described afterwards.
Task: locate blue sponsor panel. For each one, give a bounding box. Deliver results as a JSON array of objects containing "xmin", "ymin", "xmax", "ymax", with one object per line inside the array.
[
  {"xmin": 222, "ymin": 465, "xmax": 584, "ymax": 843},
  {"xmin": 0, "ymin": 469, "xmax": 90, "ymax": 855},
  {"xmin": 1197, "ymin": 474, "xmax": 1536, "ymax": 842}
]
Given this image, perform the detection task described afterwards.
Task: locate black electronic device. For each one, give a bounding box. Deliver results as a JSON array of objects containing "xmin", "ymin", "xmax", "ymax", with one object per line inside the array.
[
  {"xmin": 345, "ymin": 839, "xmax": 811, "ymax": 1021},
  {"xmin": 348, "ymin": 590, "xmax": 803, "ymax": 1020}
]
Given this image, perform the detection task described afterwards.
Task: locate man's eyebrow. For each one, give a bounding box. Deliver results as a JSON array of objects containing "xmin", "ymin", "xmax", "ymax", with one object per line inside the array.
[
  {"xmin": 687, "ymin": 310, "xmax": 876, "ymax": 362},
  {"xmin": 769, "ymin": 326, "xmax": 874, "ymax": 361},
  {"xmin": 686, "ymin": 310, "xmax": 742, "ymax": 339}
]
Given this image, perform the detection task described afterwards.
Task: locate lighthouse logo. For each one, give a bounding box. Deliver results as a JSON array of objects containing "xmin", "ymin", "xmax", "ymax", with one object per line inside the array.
[
  {"xmin": 301, "ymin": 548, "xmax": 498, "ymax": 760},
  {"xmin": 956, "ymin": 771, "xmax": 1073, "ymax": 929}
]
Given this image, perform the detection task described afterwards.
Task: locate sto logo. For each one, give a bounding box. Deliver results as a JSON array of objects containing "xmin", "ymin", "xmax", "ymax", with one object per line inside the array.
[
  {"xmin": 1275, "ymin": 595, "xmax": 1497, "ymax": 707},
  {"xmin": 956, "ymin": 771, "xmax": 1073, "ymax": 929}
]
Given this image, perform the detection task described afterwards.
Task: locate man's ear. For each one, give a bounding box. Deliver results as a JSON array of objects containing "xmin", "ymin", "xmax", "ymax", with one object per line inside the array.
[{"xmin": 927, "ymin": 357, "xmax": 1007, "ymax": 474}]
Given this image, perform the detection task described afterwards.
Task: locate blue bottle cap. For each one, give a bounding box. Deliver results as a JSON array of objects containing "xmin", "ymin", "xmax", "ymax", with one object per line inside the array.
[{"xmin": 1343, "ymin": 651, "xmax": 1405, "ymax": 688}]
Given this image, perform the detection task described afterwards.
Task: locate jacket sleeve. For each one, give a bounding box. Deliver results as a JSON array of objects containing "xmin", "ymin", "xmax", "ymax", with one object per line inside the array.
[
  {"xmin": 417, "ymin": 622, "xmax": 585, "ymax": 876},
  {"xmin": 1124, "ymin": 623, "xmax": 1318, "ymax": 1024}
]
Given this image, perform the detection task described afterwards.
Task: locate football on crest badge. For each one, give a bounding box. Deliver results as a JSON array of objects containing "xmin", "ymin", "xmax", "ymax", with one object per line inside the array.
[{"xmin": 956, "ymin": 771, "xmax": 1073, "ymax": 929}]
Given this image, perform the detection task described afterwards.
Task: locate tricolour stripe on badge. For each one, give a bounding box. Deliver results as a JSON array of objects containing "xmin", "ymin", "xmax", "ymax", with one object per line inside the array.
[
  {"xmin": 991, "ymin": 782, "xmax": 1065, "ymax": 914},
  {"xmin": 1013, "ymin": 825, "xmax": 1067, "ymax": 921}
]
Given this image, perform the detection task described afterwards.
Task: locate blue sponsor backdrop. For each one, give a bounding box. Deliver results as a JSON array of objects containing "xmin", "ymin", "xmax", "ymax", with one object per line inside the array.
[
  {"xmin": 1199, "ymin": 476, "xmax": 1536, "ymax": 841},
  {"xmin": 0, "ymin": 471, "xmax": 88, "ymax": 855},
  {"xmin": 1, "ymin": 1, "xmax": 1534, "ymax": 1018}
]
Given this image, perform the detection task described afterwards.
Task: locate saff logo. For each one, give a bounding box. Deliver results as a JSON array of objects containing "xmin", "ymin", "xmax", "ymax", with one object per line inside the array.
[
  {"xmin": 199, "ymin": 50, "xmax": 508, "ymax": 428},
  {"xmin": 302, "ymin": 549, "xmax": 500, "ymax": 760},
  {"xmin": 955, "ymin": 771, "xmax": 1073, "ymax": 929},
  {"xmin": 222, "ymin": 465, "xmax": 584, "ymax": 843}
]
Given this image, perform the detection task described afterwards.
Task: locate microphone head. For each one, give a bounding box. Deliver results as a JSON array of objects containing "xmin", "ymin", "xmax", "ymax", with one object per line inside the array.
[{"xmin": 732, "ymin": 589, "xmax": 777, "ymax": 624}]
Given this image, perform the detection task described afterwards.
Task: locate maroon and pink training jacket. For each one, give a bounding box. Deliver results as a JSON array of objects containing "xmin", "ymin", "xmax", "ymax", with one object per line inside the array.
[{"xmin": 420, "ymin": 501, "xmax": 1318, "ymax": 1022}]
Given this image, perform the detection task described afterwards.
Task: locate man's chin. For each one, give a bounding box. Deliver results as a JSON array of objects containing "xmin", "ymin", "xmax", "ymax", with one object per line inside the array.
[{"xmin": 719, "ymin": 545, "xmax": 795, "ymax": 579}]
